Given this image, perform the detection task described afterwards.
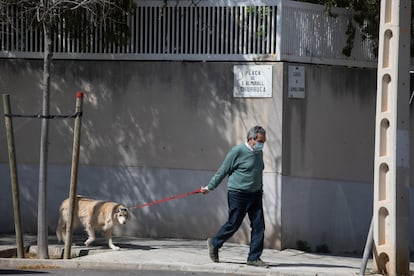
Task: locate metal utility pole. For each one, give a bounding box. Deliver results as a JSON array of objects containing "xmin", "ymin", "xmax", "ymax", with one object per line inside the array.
[{"xmin": 373, "ymin": 0, "xmax": 411, "ymax": 275}]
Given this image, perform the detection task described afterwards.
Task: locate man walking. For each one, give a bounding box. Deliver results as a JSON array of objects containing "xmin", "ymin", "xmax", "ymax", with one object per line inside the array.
[{"xmin": 200, "ymin": 125, "xmax": 268, "ymax": 267}]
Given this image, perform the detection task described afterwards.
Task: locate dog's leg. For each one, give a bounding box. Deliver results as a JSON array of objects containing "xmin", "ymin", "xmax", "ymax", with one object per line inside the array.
[
  {"xmin": 104, "ymin": 229, "xmax": 120, "ymax": 250},
  {"xmin": 83, "ymin": 223, "xmax": 95, "ymax": 247},
  {"xmin": 56, "ymin": 215, "xmax": 67, "ymax": 243},
  {"xmin": 56, "ymin": 216, "xmax": 63, "ymax": 242}
]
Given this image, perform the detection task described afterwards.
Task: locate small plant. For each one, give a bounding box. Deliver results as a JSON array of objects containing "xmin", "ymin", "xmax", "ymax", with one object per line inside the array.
[
  {"xmin": 315, "ymin": 244, "xmax": 331, "ymax": 254},
  {"xmin": 296, "ymin": 240, "xmax": 312, "ymax": 252}
]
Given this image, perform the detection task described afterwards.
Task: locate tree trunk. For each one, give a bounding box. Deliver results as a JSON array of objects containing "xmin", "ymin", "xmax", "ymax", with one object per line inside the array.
[{"xmin": 37, "ymin": 17, "xmax": 52, "ymax": 260}]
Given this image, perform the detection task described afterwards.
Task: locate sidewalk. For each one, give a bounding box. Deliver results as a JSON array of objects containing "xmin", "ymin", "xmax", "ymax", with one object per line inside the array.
[{"xmin": 0, "ymin": 234, "xmax": 403, "ymax": 275}]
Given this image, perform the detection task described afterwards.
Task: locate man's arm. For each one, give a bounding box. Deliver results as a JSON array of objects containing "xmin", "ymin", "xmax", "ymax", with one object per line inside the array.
[{"xmin": 201, "ymin": 147, "xmax": 238, "ymax": 193}]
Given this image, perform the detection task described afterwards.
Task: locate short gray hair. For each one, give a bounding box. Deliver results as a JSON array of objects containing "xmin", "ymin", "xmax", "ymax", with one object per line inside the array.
[{"xmin": 247, "ymin": 125, "xmax": 266, "ymax": 140}]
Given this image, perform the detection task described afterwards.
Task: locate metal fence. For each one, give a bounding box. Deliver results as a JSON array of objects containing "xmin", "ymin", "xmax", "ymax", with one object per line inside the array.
[{"xmin": 0, "ymin": 0, "xmax": 377, "ymax": 67}]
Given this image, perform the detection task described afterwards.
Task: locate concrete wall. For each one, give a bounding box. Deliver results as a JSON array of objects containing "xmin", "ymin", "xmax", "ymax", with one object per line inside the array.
[
  {"xmin": 280, "ymin": 65, "xmax": 378, "ymax": 253},
  {"xmin": 0, "ymin": 59, "xmax": 411, "ymax": 254},
  {"xmin": 0, "ymin": 59, "xmax": 284, "ymax": 249}
]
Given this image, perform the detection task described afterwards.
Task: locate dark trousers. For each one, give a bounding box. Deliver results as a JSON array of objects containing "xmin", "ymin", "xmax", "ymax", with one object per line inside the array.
[{"xmin": 211, "ymin": 190, "xmax": 265, "ymax": 261}]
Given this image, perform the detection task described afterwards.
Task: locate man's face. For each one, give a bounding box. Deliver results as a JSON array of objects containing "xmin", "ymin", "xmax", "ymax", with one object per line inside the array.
[
  {"xmin": 255, "ymin": 133, "xmax": 266, "ymax": 144},
  {"xmin": 248, "ymin": 132, "xmax": 266, "ymax": 149}
]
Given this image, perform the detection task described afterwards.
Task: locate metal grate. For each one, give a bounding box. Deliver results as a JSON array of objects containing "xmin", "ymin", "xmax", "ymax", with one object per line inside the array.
[{"xmin": 133, "ymin": 5, "xmax": 277, "ymax": 55}]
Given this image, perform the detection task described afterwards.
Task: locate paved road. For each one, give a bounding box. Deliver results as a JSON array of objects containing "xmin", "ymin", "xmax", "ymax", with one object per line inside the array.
[{"xmin": 0, "ymin": 268, "xmax": 242, "ymax": 276}]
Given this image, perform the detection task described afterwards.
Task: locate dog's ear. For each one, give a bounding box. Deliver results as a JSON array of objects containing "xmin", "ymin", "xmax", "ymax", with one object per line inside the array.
[{"xmin": 117, "ymin": 207, "xmax": 127, "ymax": 212}]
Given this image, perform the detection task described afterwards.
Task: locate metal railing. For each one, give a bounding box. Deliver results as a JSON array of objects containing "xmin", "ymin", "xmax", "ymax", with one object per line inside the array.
[{"xmin": 0, "ymin": 0, "xmax": 377, "ymax": 67}]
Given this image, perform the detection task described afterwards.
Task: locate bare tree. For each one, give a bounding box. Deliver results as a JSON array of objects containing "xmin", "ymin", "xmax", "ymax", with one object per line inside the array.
[{"xmin": 0, "ymin": 0, "xmax": 135, "ymax": 259}]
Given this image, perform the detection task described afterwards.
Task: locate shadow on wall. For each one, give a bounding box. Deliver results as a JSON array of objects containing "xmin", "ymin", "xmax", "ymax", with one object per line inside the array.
[{"xmin": 0, "ymin": 59, "xmax": 280, "ymax": 247}]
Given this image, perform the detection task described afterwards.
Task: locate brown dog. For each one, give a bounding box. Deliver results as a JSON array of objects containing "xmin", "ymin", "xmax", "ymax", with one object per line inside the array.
[{"xmin": 56, "ymin": 196, "xmax": 130, "ymax": 250}]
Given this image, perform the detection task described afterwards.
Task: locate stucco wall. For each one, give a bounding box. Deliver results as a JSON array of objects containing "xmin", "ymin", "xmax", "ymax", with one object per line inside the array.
[
  {"xmin": 0, "ymin": 59, "xmax": 284, "ymax": 249},
  {"xmin": 0, "ymin": 60, "xmax": 283, "ymax": 171},
  {"xmin": 283, "ymin": 65, "xmax": 377, "ymax": 182},
  {"xmin": 280, "ymin": 65, "xmax": 378, "ymax": 253}
]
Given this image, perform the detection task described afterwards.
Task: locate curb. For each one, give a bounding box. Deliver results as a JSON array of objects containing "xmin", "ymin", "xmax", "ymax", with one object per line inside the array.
[{"xmin": 0, "ymin": 257, "xmax": 316, "ymax": 276}]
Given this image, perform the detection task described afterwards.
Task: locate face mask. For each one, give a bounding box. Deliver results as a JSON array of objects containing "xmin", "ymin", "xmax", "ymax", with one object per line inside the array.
[{"xmin": 253, "ymin": 142, "xmax": 264, "ymax": 151}]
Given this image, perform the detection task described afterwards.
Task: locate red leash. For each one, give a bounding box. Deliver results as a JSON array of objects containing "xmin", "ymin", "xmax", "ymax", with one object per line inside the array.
[{"xmin": 129, "ymin": 188, "xmax": 202, "ymax": 210}]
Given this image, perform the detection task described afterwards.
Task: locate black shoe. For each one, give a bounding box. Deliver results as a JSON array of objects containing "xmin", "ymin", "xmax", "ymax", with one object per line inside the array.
[
  {"xmin": 207, "ymin": 238, "xmax": 219, "ymax": 262},
  {"xmin": 246, "ymin": 258, "xmax": 269, "ymax": 268}
]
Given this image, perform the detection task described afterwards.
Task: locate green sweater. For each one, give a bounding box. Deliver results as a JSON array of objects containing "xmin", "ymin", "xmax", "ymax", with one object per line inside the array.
[{"xmin": 207, "ymin": 143, "xmax": 264, "ymax": 193}]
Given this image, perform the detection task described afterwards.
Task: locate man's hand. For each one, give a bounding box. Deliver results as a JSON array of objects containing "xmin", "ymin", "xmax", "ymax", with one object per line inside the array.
[{"xmin": 200, "ymin": 186, "xmax": 210, "ymax": 194}]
